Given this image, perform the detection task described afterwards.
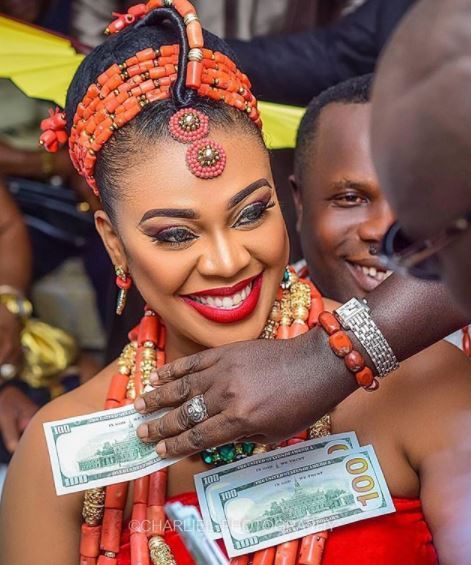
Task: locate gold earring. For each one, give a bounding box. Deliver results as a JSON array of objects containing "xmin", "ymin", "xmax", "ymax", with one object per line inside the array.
[{"xmin": 115, "ymin": 266, "xmax": 132, "ymax": 315}]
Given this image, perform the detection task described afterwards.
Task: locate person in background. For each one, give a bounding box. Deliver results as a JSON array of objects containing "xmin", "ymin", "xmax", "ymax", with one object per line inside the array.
[
  {"xmin": 291, "ymin": 74, "xmax": 470, "ymax": 356},
  {"xmin": 0, "ymin": 180, "xmax": 78, "ymax": 481},
  {"xmin": 0, "ymin": 80, "xmax": 77, "ymax": 193},
  {"xmin": 0, "ymin": 183, "xmax": 37, "ymax": 458},
  {"xmin": 291, "ymin": 76, "xmax": 395, "ymax": 299},
  {"xmin": 228, "ymin": 0, "xmax": 415, "ymax": 106},
  {"xmin": 371, "ymin": 0, "xmax": 471, "ymax": 316},
  {"xmin": 0, "ymin": 1, "xmax": 106, "ymax": 475},
  {"xmin": 287, "ymin": 73, "xmax": 471, "ymax": 564},
  {"xmin": 0, "ymin": 0, "xmax": 49, "ymax": 24}
]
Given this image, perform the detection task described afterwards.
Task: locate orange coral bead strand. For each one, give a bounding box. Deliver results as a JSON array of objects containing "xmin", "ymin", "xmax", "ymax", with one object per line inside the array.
[
  {"xmin": 68, "ymin": 47, "xmax": 260, "ymax": 194},
  {"xmin": 318, "ymin": 311, "xmax": 379, "ymax": 391}
]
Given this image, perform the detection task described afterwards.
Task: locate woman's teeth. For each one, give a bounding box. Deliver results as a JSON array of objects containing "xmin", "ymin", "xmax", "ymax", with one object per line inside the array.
[
  {"xmin": 359, "ymin": 265, "xmax": 393, "ymax": 283},
  {"xmin": 190, "ymin": 283, "xmax": 252, "ymax": 309}
]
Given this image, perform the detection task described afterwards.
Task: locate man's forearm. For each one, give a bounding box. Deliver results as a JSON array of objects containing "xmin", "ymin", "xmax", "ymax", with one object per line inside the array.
[
  {"xmin": 0, "ymin": 226, "xmax": 31, "ymax": 293},
  {"xmin": 0, "ymin": 186, "xmax": 32, "ymax": 293},
  {"xmin": 0, "ymin": 146, "xmax": 74, "ymax": 181},
  {"xmin": 367, "ymin": 274, "xmax": 468, "ymax": 361},
  {"xmin": 300, "ymin": 274, "xmax": 468, "ymax": 424}
]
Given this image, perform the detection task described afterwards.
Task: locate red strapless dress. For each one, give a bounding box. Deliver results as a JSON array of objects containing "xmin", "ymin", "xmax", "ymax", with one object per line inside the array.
[{"xmin": 118, "ymin": 492, "xmax": 437, "ymax": 564}]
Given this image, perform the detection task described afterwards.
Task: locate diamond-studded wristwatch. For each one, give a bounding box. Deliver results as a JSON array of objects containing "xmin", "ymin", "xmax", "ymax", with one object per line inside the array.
[{"xmin": 334, "ymin": 298, "xmax": 399, "ymax": 378}]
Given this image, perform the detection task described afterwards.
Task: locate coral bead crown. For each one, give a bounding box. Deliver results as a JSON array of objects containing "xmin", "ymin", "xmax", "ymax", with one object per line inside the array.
[{"xmin": 39, "ymin": 0, "xmax": 261, "ymax": 194}]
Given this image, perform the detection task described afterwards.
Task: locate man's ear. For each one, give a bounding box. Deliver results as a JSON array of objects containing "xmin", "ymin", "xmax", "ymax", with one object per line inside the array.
[
  {"xmin": 95, "ymin": 210, "xmax": 128, "ymax": 271},
  {"xmin": 289, "ymin": 173, "xmax": 303, "ymax": 234}
]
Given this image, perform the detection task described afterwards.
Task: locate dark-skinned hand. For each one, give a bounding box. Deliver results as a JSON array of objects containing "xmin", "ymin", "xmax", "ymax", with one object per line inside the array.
[
  {"xmin": 0, "ymin": 385, "xmax": 38, "ymax": 453},
  {"xmin": 134, "ymin": 328, "xmax": 356, "ymax": 458},
  {"xmin": 0, "ymin": 304, "xmax": 22, "ymax": 371}
]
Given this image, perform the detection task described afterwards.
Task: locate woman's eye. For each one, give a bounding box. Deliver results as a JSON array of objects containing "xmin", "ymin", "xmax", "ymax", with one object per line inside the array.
[
  {"xmin": 332, "ymin": 192, "xmax": 367, "ymax": 207},
  {"xmin": 234, "ymin": 201, "xmax": 274, "ymax": 227},
  {"xmin": 152, "ymin": 227, "xmax": 197, "ymax": 246}
]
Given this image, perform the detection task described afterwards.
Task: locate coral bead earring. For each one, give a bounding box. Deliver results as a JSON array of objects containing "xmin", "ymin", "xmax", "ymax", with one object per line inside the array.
[{"xmin": 115, "ymin": 266, "xmax": 133, "ymax": 315}]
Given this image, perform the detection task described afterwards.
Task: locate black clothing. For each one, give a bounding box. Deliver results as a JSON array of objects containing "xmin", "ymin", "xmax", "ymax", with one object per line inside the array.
[{"xmin": 228, "ymin": 0, "xmax": 416, "ymax": 106}]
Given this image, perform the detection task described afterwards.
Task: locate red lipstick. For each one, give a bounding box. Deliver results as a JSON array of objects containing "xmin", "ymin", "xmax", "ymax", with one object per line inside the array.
[{"xmin": 182, "ymin": 273, "xmax": 263, "ymax": 324}]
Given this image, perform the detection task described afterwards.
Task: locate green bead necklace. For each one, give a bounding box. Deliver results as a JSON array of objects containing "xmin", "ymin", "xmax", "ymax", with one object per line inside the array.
[{"xmin": 200, "ymin": 441, "xmax": 256, "ymax": 466}]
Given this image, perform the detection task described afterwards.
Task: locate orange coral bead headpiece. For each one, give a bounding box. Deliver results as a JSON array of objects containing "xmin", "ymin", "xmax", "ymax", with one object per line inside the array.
[{"xmin": 39, "ymin": 0, "xmax": 261, "ymax": 196}]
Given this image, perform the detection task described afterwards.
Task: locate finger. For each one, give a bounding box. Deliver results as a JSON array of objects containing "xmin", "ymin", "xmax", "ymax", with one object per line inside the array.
[
  {"xmin": 135, "ymin": 371, "xmax": 207, "ymax": 414},
  {"xmin": 150, "ymin": 349, "xmax": 219, "ymax": 385},
  {"xmin": 0, "ymin": 411, "xmax": 20, "ymax": 453},
  {"xmin": 137, "ymin": 391, "xmax": 214, "ymax": 443},
  {"xmin": 155, "ymin": 412, "xmax": 244, "ymax": 459}
]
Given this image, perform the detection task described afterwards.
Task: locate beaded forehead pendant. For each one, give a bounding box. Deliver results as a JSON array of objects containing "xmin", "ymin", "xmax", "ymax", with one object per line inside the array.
[
  {"xmin": 168, "ymin": 107, "xmax": 226, "ymax": 179},
  {"xmin": 39, "ymin": 0, "xmax": 261, "ymax": 195}
]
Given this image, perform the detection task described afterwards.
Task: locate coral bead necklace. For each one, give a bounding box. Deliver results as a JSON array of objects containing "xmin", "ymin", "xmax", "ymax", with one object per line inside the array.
[{"xmin": 80, "ymin": 268, "xmax": 329, "ymax": 565}]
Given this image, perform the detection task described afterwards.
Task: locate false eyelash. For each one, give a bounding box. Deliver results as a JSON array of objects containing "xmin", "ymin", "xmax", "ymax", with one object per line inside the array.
[
  {"xmin": 151, "ymin": 199, "xmax": 276, "ymax": 248},
  {"xmin": 151, "ymin": 227, "xmax": 198, "ymax": 246},
  {"xmin": 233, "ymin": 199, "xmax": 276, "ymax": 227}
]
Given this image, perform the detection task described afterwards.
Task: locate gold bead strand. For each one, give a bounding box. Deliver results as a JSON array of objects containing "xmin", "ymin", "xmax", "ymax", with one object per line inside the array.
[
  {"xmin": 260, "ymin": 299, "xmax": 282, "ymax": 339},
  {"xmin": 140, "ymin": 340, "xmax": 157, "ymax": 388},
  {"xmin": 290, "ymin": 281, "xmax": 311, "ymax": 319}
]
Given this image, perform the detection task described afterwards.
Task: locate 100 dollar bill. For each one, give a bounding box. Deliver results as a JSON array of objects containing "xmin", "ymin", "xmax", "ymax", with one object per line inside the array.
[
  {"xmin": 44, "ymin": 404, "xmax": 179, "ymax": 495},
  {"xmin": 195, "ymin": 432, "xmax": 360, "ymax": 539},
  {"xmin": 216, "ymin": 445, "xmax": 394, "ymax": 557}
]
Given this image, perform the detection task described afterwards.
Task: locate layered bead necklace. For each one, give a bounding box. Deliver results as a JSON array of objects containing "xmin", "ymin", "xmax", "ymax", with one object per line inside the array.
[{"xmin": 79, "ymin": 267, "xmax": 330, "ymax": 565}]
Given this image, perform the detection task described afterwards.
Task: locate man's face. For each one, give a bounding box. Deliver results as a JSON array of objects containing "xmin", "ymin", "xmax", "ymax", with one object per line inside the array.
[{"xmin": 293, "ymin": 102, "xmax": 395, "ymax": 303}]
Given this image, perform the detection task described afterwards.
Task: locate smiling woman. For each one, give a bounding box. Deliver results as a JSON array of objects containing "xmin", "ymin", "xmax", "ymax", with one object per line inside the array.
[
  {"xmin": 0, "ymin": 2, "xmax": 294, "ymax": 564},
  {"xmin": 95, "ymin": 114, "xmax": 287, "ymax": 354},
  {"xmin": 1, "ymin": 6, "xmax": 470, "ymax": 565}
]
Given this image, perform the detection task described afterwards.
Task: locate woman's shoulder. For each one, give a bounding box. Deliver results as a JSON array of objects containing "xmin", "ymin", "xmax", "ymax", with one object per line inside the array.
[
  {"xmin": 391, "ymin": 340, "xmax": 471, "ymax": 462},
  {"xmin": 374, "ymin": 339, "xmax": 471, "ymax": 427},
  {"xmin": 396, "ymin": 339, "xmax": 470, "ymax": 393}
]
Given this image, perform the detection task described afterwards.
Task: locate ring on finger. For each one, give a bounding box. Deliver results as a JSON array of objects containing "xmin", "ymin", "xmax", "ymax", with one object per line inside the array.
[{"xmin": 185, "ymin": 394, "xmax": 208, "ymax": 426}]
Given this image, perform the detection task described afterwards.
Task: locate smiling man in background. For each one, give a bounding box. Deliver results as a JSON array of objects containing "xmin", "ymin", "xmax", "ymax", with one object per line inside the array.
[{"xmin": 291, "ymin": 74, "xmax": 396, "ymax": 302}]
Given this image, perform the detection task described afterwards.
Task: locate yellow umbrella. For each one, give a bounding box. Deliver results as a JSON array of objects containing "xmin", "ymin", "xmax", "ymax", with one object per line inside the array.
[
  {"xmin": 259, "ymin": 101, "xmax": 304, "ymax": 149},
  {"xmin": 0, "ymin": 15, "xmax": 84, "ymax": 106},
  {"xmin": 0, "ymin": 15, "xmax": 304, "ymax": 148}
]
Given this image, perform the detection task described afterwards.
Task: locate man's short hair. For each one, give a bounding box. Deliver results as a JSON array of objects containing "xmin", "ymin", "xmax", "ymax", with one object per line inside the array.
[{"xmin": 294, "ymin": 74, "xmax": 373, "ymax": 183}]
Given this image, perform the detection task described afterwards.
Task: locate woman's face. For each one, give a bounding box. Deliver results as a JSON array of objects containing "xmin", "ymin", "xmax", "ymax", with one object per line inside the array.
[{"xmin": 96, "ymin": 126, "xmax": 289, "ymax": 358}]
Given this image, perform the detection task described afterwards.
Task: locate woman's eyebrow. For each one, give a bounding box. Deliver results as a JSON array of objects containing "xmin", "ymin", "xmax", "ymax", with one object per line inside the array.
[
  {"xmin": 138, "ymin": 178, "xmax": 272, "ymax": 223},
  {"xmin": 228, "ymin": 178, "xmax": 272, "ymax": 209},
  {"xmin": 139, "ymin": 208, "xmax": 199, "ymax": 224}
]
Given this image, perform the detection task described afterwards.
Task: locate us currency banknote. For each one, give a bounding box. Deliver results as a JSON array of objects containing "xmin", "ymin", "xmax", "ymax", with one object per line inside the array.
[
  {"xmin": 215, "ymin": 445, "xmax": 394, "ymax": 557},
  {"xmin": 195, "ymin": 432, "xmax": 360, "ymax": 539},
  {"xmin": 44, "ymin": 404, "xmax": 179, "ymax": 495}
]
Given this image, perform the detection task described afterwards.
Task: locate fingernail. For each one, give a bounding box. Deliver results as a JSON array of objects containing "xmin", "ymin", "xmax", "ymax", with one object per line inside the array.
[
  {"xmin": 137, "ymin": 424, "xmax": 148, "ymax": 440},
  {"xmin": 149, "ymin": 371, "xmax": 159, "ymax": 385},
  {"xmin": 134, "ymin": 397, "xmax": 146, "ymax": 412},
  {"xmin": 156, "ymin": 441, "xmax": 167, "ymax": 458}
]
